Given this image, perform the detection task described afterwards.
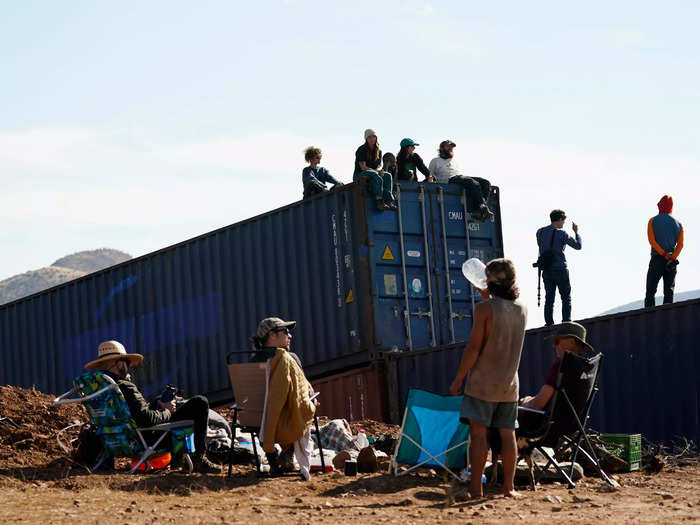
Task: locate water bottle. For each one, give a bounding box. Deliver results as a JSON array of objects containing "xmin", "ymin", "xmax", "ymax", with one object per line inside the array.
[
  {"xmin": 353, "ymin": 429, "xmax": 370, "ymax": 449},
  {"xmin": 461, "ymin": 258, "xmax": 487, "ymax": 289}
]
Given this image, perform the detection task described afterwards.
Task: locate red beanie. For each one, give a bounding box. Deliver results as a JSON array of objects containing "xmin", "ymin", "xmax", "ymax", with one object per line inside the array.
[{"xmin": 657, "ymin": 195, "xmax": 673, "ymax": 214}]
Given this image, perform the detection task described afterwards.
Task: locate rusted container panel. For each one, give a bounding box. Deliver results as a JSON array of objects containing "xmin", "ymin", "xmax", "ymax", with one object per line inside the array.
[{"xmin": 311, "ymin": 364, "xmax": 388, "ymax": 422}]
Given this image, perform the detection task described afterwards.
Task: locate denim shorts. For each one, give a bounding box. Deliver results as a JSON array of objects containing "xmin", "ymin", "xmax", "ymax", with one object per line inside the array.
[{"xmin": 459, "ymin": 395, "xmax": 518, "ymax": 430}]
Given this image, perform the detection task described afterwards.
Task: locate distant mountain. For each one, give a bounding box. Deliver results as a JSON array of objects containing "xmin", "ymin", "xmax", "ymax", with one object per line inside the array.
[
  {"xmin": 599, "ymin": 289, "xmax": 700, "ymax": 316},
  {"xmin": 0, "ymin": 248, "xmax": 132, "ymax": 305}
]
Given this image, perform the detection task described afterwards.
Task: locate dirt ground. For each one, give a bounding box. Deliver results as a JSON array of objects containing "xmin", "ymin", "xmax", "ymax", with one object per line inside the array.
[{"xmin": 1, "ymin": 385, "xmax": 698, "ymax": 524}]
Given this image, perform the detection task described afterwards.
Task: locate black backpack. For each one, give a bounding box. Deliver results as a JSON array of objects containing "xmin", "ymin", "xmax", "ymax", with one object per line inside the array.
[{"xmin": 534, "ymin": 229, "xmax": 556, "ymax": 271}]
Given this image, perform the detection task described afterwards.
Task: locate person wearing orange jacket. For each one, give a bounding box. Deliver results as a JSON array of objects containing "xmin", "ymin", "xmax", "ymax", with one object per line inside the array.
[{"xmin": 645, "ymin": 195, "xmax": 684, "ymax": 307}]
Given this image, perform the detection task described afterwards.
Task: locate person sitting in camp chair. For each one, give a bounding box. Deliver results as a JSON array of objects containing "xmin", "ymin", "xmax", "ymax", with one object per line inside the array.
[
  {"xmin": 250, "ymin": 317, "xmax": 318, "ymax": 481},
  {"xmin": 85, "ymin": 340, "xmax": 221, "ymax": 473},
  {"xmin": 515, "ymin": 322, "xmax": 613, "ymax": 489},
  {"xmin": 519, "ymin": 321, "xmax": 593, "ymax": 413}
]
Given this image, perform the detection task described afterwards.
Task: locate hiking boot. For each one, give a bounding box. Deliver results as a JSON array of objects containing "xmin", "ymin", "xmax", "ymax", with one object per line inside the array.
[
  {"xmin": 278, "ymin": 446, "xmax": 296, "ymax": 472},
  {"xmin": 478, "ymin": 204, "xmax": 494, "ymax": 222},
  {"xmin": 192, "ymin": 454, "xmax": 222, "ymax": 474}
]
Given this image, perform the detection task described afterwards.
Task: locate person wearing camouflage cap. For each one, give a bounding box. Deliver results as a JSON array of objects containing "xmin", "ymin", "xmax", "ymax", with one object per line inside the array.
[
  {"xmin": 250, "ymin": 317, "xmax": 316, "ymax": 480},
  {"xmin": 250, "ymin": 317, "xmax": 302, "ymax": 368}
]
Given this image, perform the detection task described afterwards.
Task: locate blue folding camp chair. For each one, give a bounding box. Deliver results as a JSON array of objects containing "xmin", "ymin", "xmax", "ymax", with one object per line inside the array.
[
  {"xmin": 54, "ymin": 370, "xmax": 196, "ymax": 473},
  {"xmin": 392, "ymin": 389, "xmax": 470, "ymax": 481}
]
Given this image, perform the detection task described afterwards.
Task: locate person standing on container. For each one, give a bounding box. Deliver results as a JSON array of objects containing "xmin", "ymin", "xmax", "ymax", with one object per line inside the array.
[
  {"xmin": 353, "ymin": 129, "xmax": 397, "ymax": 211},
  {"xmin": 536, "ymin": 209, "xmax": 582, "ymax": 326},
  {"xmin": 645, "ymin": 195, "xmax": 684, "ymax": 307},
  {"xmin": 449, "ymin": 259, "xmax": 527, "ymax": 499},
  {"xmin": 428, "ymin": 140, "xmax": 493, "ymax": 221},
  {"xmin": 301, "ymin": 146, "xmax": 343, "ymax": 200},
  {"xmin": 396, "ymin": 138, "xmax": 433, "ymax": 183}
]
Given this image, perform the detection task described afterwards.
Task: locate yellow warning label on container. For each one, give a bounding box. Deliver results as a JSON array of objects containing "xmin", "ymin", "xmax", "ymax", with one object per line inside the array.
[
  {"xmin": 381, "ymin": 245, "xmax": 395, "ymax": 260},
  {"xmin": 345, "ymin": 289, "xmax": 354, "ymax": 303}
]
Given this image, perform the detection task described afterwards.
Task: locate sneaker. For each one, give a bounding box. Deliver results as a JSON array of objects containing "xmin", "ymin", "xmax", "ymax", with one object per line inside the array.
[
  {"xmin": 384, "ymin": 201, "xmax": 398, "ymax": 211},
  {"xmin": 478, "ymin": 204, "xmax": 494, "ymax": 222},
  {"xmin": 375, "ymin": 198, "xmax": 388, "ymax": 211},
  {"xmin": 192, "ymin": 454, "xmax": 222, "ymax": 474}
]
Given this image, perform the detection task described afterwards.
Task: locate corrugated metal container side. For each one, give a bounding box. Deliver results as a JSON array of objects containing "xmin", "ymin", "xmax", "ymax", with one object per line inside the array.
[
  {"xmin": 386, "ymin": 298, "xmax": 700, "ymax": 444},
  {"xmin": 524, "ymin": 298, "xmax": 700, "ymax": 445},
  {"xmin": 0, "ymin": 180, "xmax": 504, "ymax": 400},
  {"xmin": 310, "ymin": 363, "xmax": 388, "ymax": 422}
]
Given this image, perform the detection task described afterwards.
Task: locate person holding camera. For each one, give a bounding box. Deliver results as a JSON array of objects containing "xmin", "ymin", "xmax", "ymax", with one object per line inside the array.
[
  {"xmin": 535, "ymin": 209, "xmax": 582, "ymax": 326},
  {"xmin": 85, "ymin": 340, "xmax": 221, "ymax": 473},
  {"xmin": 645, "ymin": 195, "xmax": 683, "ymax": 307}
]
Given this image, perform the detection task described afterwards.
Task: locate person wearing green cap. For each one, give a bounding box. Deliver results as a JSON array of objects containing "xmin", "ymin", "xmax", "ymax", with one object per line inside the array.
[{"xmin": 396, "ymin": 138, "xmax": 434, "ymax": 182}]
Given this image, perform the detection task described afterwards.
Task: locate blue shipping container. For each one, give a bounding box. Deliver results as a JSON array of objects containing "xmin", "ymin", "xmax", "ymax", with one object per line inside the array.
[
  {"xmin": 0, "ymin": 181, "xmax": 503, "ymax": 399},
  {"xmin": 385, "ymin": 298, "xmax": 700, "ymax": 444}
]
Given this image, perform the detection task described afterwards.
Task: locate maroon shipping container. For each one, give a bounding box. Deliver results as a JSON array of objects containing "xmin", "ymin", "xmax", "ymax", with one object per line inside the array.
[{"xmin": 311, "ymin": 364, "xmax": 388, "ymax": 422}]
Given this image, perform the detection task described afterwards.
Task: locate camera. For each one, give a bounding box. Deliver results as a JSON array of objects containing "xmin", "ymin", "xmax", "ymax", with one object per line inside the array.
[{"xmin": 160, "ymin": 385, "xmax": 177, "ymax": 403}]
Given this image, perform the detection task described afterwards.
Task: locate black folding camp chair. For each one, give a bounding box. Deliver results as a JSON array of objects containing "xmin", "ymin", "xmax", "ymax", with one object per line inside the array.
[{"xmin": 517, "ymin": 351, "xmax": 614, "ymax": 489}]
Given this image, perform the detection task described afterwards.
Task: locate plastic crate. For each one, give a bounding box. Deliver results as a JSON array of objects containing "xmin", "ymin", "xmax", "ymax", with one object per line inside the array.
[{"xmin": 600, "ymin": 433, "xmax": 641, "ymax": 471}]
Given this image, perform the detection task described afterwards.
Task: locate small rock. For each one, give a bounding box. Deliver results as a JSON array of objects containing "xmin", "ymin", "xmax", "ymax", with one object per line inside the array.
[
  {"xmin": 73, "ymin": 500, "xmax": 80, "ymax": 507},
  {"xmin": 552, "ymin": 506, "xmax": 562, "ymax": 512},
  {"xmin": 591, "ymin": 502, "xmax": 603, "ymax": 508},
  {"xmin": 661, "ymin": 493, "xmax": 674, "ymax": 500},
  {"xmin": 597, "ymin": 483, "xmax": 620, "ymax": 493},
  {"xmin": 325, "ymin": 502, "xmax": 333, "ymax": 508},
  {"xmin": 257, "ymin": 497, "xmax": 272, "ymax": 503},
  {"xmin": 544, "ymin": 495, "xmax": 562, "ymax": 504},
  {"xmin": 572, "ymin": 494, "xmax": 591, "ymax": 503},
  {"xmin": 252, "ymin": 507, "xmax": 262, "ymax": 514},
  {"xmin": 516, "ymin": 514, "xmax": 526, "ymax": 520},
  {"xmin": 294, "ymin": 497, "xmax": 303, "ymax": 504},
  {"xmin": 458, "ymin": 508, "xmax": 464, "ymax": 513},
  {"xmin": 485, "ymin": 503, "xmax": 494, "ymax": 509},
  {"xmin": 125, "ymin": 508, "xmax": 132, "ymax": 513}
]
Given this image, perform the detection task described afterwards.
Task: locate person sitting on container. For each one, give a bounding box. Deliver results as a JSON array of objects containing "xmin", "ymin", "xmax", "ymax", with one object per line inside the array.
[
  {"xmin": 382, "ymin": 151, "xmax": 397, "ymax": 179},
  {"xmin": 428, "ymin": 140, "xmax": 493, "ymax": 222},
  {"xmin": 250, "ymin": 317, "xmax": 317, "ymax": 480},
  {"xmin": 353, "ymin": 129, "xmax": 397, "ymax": 211},
  {"xmin": 84, "ymin": 340, "xmax": 221, "ymax": 474},
  {"xmin": 302, "ymin": 146, "xmax": 342, "ymax": 200},
  {"xmin": 396, "ymin": 138, "xmax": 434, "ymax": 183},
  {"xmin": 519, "ymin": 322, "xmax": 593, "ymax": 412}
]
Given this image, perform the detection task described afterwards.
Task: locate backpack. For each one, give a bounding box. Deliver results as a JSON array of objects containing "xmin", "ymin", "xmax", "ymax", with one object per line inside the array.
[
  {"xmin": 535, "ymin": 229, "xmax": 557, "ymax": 271},
  {"xmin": 72, "ymin": 423, "xmax": 104, "ymax": 466}
]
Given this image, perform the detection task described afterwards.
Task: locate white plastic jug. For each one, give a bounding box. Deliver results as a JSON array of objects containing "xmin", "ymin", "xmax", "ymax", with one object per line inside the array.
[{"xmin": 461, "ymin": 258, "xmax": 487, "ymax": 289}]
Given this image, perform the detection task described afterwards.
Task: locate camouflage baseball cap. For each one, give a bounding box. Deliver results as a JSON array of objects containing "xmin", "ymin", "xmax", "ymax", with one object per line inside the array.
[{"xmin": 256, "ymin": 317, "xmax": 296, "ymax": 340}]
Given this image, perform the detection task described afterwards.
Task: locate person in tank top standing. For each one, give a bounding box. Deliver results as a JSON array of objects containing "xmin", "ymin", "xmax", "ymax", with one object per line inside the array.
[{"xmin": 449, "ymin": 258, "xmax": 527, "ymax": 498}]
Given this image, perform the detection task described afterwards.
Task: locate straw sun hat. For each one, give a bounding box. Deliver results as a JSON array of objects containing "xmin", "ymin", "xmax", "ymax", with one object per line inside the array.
[{"xmin": 84, "ymin": 340, "xmax": 143, "ymax": 370}]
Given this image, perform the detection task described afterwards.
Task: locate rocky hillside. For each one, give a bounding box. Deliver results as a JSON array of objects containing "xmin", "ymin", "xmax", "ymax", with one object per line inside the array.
[{"xmin": 0, "ymin": 248, "xmax": 131, "ymax": 305}]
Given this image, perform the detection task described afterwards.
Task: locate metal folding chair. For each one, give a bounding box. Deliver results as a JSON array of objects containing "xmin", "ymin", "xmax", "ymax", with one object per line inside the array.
[
  {"xmin": 392, "ymin": 389, "xmax": 470, "ymax": 481},
  {"xmin": 54, "ymin": 371, "xmax": 195, "ymax": 473}
]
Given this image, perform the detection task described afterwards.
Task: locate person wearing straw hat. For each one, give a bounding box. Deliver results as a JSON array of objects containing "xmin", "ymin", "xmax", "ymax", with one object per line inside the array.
[
  {"xmin": 519, "ymin": 321, "xmax": 595, "ymax": 411},
  {"xmin": 449, "ymin": 258, "xmax": 527, "ymax": 498},
  {"xmin": 85, "ymin": 340, "xmax": 221, "ymax": 474}
]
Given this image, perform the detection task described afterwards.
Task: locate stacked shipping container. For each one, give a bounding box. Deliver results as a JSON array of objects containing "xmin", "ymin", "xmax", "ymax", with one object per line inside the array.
[{"xmin": 0, "ymin": 181, "xmax": 503, "ymax": 402}]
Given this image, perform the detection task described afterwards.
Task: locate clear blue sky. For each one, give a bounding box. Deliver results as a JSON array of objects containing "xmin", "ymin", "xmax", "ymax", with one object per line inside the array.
[{"xmin": 2, "ymin": 1, "xmax": 699, "ymax": 326}]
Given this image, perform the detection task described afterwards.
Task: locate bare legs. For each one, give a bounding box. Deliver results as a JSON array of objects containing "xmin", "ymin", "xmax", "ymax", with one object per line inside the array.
[{"xmin": 468, "ymin": 422, "xmax": 488, "ymax": 497}]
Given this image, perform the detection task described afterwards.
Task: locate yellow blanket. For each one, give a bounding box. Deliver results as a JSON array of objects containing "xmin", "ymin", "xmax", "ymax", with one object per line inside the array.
[{"xmin": 262, "ymin": 348, "xmax": 315, "ymax": 453}]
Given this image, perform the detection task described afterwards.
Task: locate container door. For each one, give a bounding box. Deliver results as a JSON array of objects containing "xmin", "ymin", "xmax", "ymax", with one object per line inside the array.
[
  {"xmin": 430, "ymin": 185, "xmax": 505, "ymax": 344},
  {"xmin": 368, "ymin": 184, "xmax": 437, "ymax": 351}
]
